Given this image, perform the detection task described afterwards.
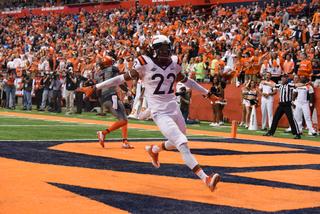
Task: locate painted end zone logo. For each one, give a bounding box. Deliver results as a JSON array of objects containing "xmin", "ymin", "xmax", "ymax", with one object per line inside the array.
[{"xmin": 1, "ymin": 138, "xmax": 320, "ymax": 213}]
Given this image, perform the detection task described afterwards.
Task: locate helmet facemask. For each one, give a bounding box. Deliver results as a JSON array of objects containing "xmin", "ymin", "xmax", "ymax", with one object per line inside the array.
[{"xmin": 153, "ymin": 44, "xmax": 172, "ymax": 62}]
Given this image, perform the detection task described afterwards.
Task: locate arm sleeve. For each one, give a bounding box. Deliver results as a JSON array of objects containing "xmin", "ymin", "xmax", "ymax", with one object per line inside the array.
[
  {"xmin": 183, "ymin": 77, "xmax": 208, "ymax": 95},
  {"xmin": 96, "ymin": 74, "xmax": 126, "ymax": 89}
]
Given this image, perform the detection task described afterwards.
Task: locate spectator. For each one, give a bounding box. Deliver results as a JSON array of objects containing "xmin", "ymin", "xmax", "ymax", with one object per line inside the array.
[
  {"xmin": 195, "ymin": 55, "xmax": 206, "ymax": 82},
  {"xmin": 186, "ymin": 57, "xmax": 196, "ymax": 80},
  {"xmin": 298, "ymin": 52, "xmax": 312, "ymax": 78},
  {"xmin": 283, "ymin": 54, "xmax": 295, "ymax": 81},
  {"xmin": 5, "ymin": 69, "xmax": 16, "ymax": 110},
  {"xmin": 21, "ymin": 71, "xmax": 33, "ymax": 111},
  {"xmin": 52, "ymin": 74, "xmax": 63, "ymax": 113},
  {"xmin": 0, "ymin": 74, "xmax": 6, "ymax": 108},
  {"xmin": 269, "ymin": 52, "xmax": 281, "ymax": 83},
  {"xmin": 312, "ymin": 59, "xmax": 320, "ymax": 87}
]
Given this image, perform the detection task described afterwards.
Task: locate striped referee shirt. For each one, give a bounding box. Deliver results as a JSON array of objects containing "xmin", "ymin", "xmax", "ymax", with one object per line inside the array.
[{"xmin": 275, "ymin": 82, "xmax": 295, "ymax": 102}]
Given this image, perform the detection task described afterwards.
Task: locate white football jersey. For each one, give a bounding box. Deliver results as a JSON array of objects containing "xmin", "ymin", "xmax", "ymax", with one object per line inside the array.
[
  {"xmin": 295, "ymin": 85, "xmax": 314, "ymax": 103},
  {"xmin": 259, "ymin": 80, "xmax": 276, "ymax": 101},
  {"xmin": 132, "ymin": 55, "xmax": 182, "ymax": 112}
]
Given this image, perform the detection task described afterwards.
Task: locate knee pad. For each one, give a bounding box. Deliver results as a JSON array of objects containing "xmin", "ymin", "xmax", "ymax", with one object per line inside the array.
[{"xmin": 177, "ymin": 143, "xmax": 198, "ymax": 170}]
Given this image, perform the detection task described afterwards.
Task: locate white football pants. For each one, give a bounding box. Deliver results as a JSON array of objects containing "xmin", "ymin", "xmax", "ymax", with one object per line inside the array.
[
  {"xmin": 261, "ymin": 100, "xmax": 273, "ymax": 129},
  {"xmin": 294, "ymin": 102, "xmax": 315, "ymax": 133}
]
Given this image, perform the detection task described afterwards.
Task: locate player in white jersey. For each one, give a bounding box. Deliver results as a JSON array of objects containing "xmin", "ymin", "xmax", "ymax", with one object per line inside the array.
[
  {"xmin": 258, "ymin": 72, "xmax": 277, "ymax": 131},
  {"xmin": 292, "ymin": 75, "xmax": 317, "ymax": 136},
  {"xmin": 77, "ymin": 35, "xmax": 221, "ymax": 192}
]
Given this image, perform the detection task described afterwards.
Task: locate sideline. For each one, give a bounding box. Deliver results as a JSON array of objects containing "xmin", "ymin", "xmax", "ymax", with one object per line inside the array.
[{"xmin": 1, "ymin": 111, "xmax": 319, "ymax": 148}]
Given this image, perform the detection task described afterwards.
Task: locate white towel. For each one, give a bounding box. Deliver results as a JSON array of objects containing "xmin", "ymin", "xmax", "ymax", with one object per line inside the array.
[{"xmin": 112, "ymin": 95, "xmax": 118, "ymax": 109}]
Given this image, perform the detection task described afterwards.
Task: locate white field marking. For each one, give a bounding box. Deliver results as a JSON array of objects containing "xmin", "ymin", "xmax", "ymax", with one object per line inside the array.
[
  {"xmin": 186, "ymin": 133, "xmax": 207, "ymax": 136},
  {"xmin": 279, "ymin": 133, "xmax": 290, "ymax": 135},
  {"xmin": 0, "ymin": 124, "xmax": 104, "ymax": 127},
  {"xmin": 0, "ymin": 137, "xmax": 220, "ymax": 142},
  {"xmin": 256, "ymin": 131, "xmax": 266, "ymax": 133},
  {"xmin": 220, "ymin": 125, "xmax": 231, "ymax": 128},
  {"xmin": 0, "ymin": 115, "xmax": 99, "ymax": 125}
]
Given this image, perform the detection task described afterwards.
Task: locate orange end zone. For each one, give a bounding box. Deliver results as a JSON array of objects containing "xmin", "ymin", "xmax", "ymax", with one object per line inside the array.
[
  {"xmin": 229, "ymin": 169, "xmax": 320, "ymax": 188},
  {"xmin": 49, "ymin": 141, "xmax": 319, "ymax": 168},
  {"xmin": 1, "ymin": 157, "xmax": 320, "ymax": 212}
]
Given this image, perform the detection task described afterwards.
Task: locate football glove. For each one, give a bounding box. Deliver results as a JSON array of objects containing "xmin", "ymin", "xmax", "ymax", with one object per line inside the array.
[{"xmin": 76, "ymin": 86, "xmax": 96, "ymax": 100}]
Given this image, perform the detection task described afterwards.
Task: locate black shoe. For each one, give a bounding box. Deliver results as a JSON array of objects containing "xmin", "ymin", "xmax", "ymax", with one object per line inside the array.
[
  {"xmin": 194, "ymin": 119, "xmax": 200, "ymax": 124},
  {"xmin": 263, "ymin": 133, "xmax": 273, "ymax": 137},
  {"xmin": 312, "ymin": 133, "xmax": 318, "ymax": 136},
  {"xmin": 261, "ymin": 128, "xmax": 267, "ymax": 131},
  {"xmin": 75, "ymin": 112, "xmax": 81, "ymax": 114},
  {"xmin": 294, "ymin": 134, "xmax": 301, "ymax": 139},
  {"xmin": 39, "ymin": 109, "xmax": 45, "ymax": 111},
  {"xmin": 22, "ymin": 108, "xmax": 27, "ymax": 110}
]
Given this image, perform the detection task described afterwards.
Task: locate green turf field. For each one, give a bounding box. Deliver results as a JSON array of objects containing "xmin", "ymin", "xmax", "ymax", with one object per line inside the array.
[{"xmin": 0, "ymin": 106, "xmax": 319, "ymax": 141}]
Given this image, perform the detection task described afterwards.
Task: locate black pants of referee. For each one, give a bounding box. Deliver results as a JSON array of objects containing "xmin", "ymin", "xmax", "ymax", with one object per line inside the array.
[{"xmin": 269, "ymin": 102, "xmax": 299, "ymax": 135}]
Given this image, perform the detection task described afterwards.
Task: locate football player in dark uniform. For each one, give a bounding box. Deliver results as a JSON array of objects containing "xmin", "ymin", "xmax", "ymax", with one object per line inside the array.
[{"xmin": 93, "ymin": 56, "xmax": 134, "ymax": 149}]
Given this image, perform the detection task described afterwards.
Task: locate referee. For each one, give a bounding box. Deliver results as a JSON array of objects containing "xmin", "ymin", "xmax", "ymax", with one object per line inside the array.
[{"xmin": 262, "ymin": 73, "xmax": 307, "ymax": 139}]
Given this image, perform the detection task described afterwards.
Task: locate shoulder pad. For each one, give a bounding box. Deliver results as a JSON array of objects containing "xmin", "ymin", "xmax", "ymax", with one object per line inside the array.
[{"xmin": 137, "ymin": 56, "xmax": 148, "ymax": 66}]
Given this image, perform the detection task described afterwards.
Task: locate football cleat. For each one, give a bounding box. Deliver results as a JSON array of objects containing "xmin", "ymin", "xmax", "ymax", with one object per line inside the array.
[
  {"xmin": 76, "ymin": 86, "xmax": 96, "ymax": 100},
  {"xmin": 206, "ymin": 173, "xmax": 220, "ymax": 192},
  {"xmin": 122, "ymin": 143, "xmax": 134, "ymax": 149},
  {"xmin": 145, "ymin": 145, "xmax": 160, "ymax": 168},
  {"xmin": 96, "ymin": 131, "xmax": 105, "ymax": 148}
]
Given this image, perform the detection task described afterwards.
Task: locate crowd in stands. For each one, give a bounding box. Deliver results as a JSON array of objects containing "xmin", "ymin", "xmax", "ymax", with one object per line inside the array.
[
  {"xmin": 0, "ymin": 0, "xmax": 319, "ymax": 127},
  {"xmin": 0, "ymin": 0, "xmax": 62, "ymax": 11}
]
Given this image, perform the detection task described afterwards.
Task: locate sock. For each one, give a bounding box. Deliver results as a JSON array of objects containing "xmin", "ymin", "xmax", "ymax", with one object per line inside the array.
[
  {"xmin": 102, "ymin": 120, "xmax": 127, "ymax": 135},
  {"xmin": 151, "ymin": 140, "xmax": 176, "ymax": 153},
  {"xmin": 121, "ymin": 124, "xmax": 128, "ymax": 142},
  {"xmin": 195, "ymin": 168, "xmax": 208, "ymax": 183},
  {"xmin": 151, "ymin": 144, "xmax": 163, "ymax": 153},
  {"xmin": 102, "ymin": 129, "xmax": 110, "ymax": 136}
]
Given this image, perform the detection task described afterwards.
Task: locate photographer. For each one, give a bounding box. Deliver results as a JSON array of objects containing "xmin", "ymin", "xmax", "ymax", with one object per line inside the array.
[
  {"xmin": 33, "ymin": 72, "xmax": 43, "ymax": 111},
  {"xmin": 75, "ymin": 70, "xmax": 89, "ymax": 114},
  {"xmin": 21, "ymin": 71, "xmax": 33, "ymax": 110},
  {"xmin": 39, "ymin": 72, "xmax": 53, "ymax": 111},
  {"xmin": 51, "ymin": 73, "xmax": 62, "ymax": 113},
  {"xmin": 63, "ymin": 68, "xmax": 76, "ymax": 115},
  {"xmin": 176, "ymin": 87, "xmax": 200, "ymax": 124}
]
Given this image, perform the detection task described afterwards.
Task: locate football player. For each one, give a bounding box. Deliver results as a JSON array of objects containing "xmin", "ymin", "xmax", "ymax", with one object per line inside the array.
[
  {"xmin": 93, "ymin": 56, "xmax": 134, "ymax": 149},
  {"xmin": 77, "ymin": 35, "xmax": 222, "ymax": 192}
]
